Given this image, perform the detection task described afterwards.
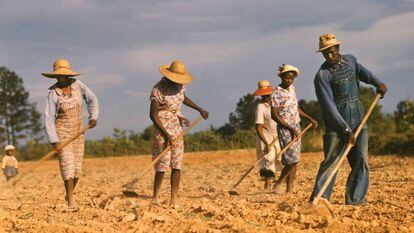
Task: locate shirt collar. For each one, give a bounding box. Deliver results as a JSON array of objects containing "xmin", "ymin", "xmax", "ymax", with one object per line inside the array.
[
  {"xmin": 55, "ymin": 80, "xmax": 76, "ymax": 96},
  {"xmin": 276, "ymin": 85, "xmax": 292, "ymax": 93},
  {"xmin": 322, "ymin": 55, "xmax": 348, "ymax": 70}
]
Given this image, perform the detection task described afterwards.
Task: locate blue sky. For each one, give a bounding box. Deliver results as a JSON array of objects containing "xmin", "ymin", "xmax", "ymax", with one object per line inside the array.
[{"xmin": 0, "ymin": 0, "xmax": 413, "ymax": 139}]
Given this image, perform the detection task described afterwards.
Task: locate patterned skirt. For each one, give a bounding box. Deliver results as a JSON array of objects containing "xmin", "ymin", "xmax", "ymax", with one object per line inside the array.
[
  {"xmin": 277, "ymin": 123, "xmax": 301, "ymax": 166},
  {"xmin": 152, "ymin": 111, "xmax": 184, "ymax": 172}
]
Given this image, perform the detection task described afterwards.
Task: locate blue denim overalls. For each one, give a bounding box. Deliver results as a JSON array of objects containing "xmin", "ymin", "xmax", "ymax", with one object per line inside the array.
[{"xmin": 310, "ymin": 59, "xmax": 369, "ymax": 205}]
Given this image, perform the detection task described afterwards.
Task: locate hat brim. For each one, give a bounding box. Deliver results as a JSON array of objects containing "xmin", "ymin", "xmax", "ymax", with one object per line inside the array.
[
  {"xmin": 42, "ymin": 69, "xmax": 81, "ymax": 78},
  {"xmin": 278, "ymin": 69, "xmax": 299, "ymax": 77},
  {"xmin": 316, "ymin": 41, "xmax": 341, "ymax": 52},
  {"xmin": 253, "ymin": 87, "xmax": 274, "ymax": 96},
  {"xmin": 159, "ymin": 65, "xmax": 193, "ymax": 84}
]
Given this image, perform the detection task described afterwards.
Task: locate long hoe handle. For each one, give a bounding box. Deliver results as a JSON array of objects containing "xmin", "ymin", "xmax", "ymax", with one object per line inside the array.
[
  {"xmin": 230, "ymin": 123, "xmax": 313, "ymax": 190},
  {"xmin": 311, "ymin": 94, "xmax": 381, "ymax": 205},
  {"xmin": 122, "ymin": 116, "xmax": 203, "ymax": 189},
  {"xmin": 13, "ymin": 126, "xmax": 90, "ymax": 185}
]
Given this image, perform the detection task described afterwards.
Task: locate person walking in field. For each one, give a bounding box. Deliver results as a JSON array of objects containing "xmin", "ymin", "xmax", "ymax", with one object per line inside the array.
[
  {"xmin": 309, "ymin": 33, "xmax": 387, "ymax": 205},
  {"xmin": 253, "ymin": 80, "xmax": 282, "ymax": 191},
  {"xmin": 43, "ymin": 59, "xmax": 99, "ymax": 210},
  {"xmin": 2, "ymin": 145, "xmax": 18, "ymax": 181},
  {"xmin": 271, "ymin": 64, "xmax": 318, "ymax": 194},
  {"xmin": 150, "ymin": 60, "xmax": 209, "ymax": 208}
]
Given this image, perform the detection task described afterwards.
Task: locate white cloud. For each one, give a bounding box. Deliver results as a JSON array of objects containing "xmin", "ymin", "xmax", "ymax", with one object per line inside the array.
[
  {"xmin": 123, "ymin": 41, "xmax": 248, "ymax": 74},
  {"xmin": 81, "ymin": 73, "xmax": 125, "ymax": 88},
  {"xmin": 1, "ymin": 0, "xmax": 413, "ymax": 138},
  {"xmin": 341, "ymin": 11, "xmax": 414, "ymax": 73}
]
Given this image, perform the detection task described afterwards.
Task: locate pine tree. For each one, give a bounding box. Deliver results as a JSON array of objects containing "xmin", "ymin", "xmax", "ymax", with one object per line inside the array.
[{"xmin": 0, "ymin": 67, "xmax": 43, "ymax": 145}]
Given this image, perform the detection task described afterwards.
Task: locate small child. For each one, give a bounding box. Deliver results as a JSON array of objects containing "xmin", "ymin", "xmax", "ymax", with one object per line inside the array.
[
  {"xmin": 253, "ymin": 80, "xmax": 282, "ymax": 191},
  {"xmin": 271, "ymin": 64, "xmax": 317, "ymax": 194},
  {"xmin": 2, "ymin": 145, "xmax": 19, "ymax": 181}
]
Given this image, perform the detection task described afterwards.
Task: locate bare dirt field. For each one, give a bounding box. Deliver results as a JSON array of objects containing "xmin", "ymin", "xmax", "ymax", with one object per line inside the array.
[{"xmin": 0, "ymin": 150, "xmax": 413, "ymax": 232}]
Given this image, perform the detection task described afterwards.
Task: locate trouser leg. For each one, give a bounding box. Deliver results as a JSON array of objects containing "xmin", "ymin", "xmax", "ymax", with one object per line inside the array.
[
  {"xmin": 345, "ymin": 128, "xmax": 369, "ymax": 205},
  {"xmin": 310, "ymin": 132, "xmax": 345, "ymax": 202}
]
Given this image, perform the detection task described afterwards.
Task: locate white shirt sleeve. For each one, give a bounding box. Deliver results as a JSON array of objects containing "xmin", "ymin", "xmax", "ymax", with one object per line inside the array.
[
  {"xmin": 77, "ymin": 80, "xmax": 99, "ymax": 120},
  {"xmin": 255, "ymin": 104, "xmax": 265, "ymax": 124}
]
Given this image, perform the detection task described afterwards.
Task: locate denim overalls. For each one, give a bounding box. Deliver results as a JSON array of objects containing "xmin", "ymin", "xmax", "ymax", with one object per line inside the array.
[{"xmin": 310, "ymin": 59, "xmax": 369, "ymax": 205}]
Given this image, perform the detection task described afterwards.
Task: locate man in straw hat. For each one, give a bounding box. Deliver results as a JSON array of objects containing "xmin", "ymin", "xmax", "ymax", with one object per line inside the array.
[
  {"xmin": 310, "ymin": 33, "xmax": 388, "ymax": 205},
  {"xmin": 271, "ymin": 64, "xmax": 317, "ymax": 194},
  {"xmin": 253, "ymin": 80, "xmax": 282, "ymax": 191},
  {"xmin": 150, "ymin": 60, "xmax": 209, "ymax": 208},
  {"xmin": 43, "ymin": 58, "xmax": 99, "ymax": 210}
]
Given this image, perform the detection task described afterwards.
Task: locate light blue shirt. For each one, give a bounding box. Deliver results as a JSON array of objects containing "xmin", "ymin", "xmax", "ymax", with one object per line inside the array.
[{"xmin": 44, "ymin": 79, "xmax": 99, "ymax": 143}]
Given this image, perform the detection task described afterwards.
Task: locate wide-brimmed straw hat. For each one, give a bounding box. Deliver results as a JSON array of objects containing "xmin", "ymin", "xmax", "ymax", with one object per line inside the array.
[
  {"xmin": 159, "ymin": 60, "xmax": 193, "ymax": 84},
  {"xmin": 317, "ymin": 33, "xmax": 342, "ymax": 52},
  {"xmin": 277, "ymin": 64, "xmax": 300, "ymax": 77},
  {"xmin": 253, "ymin": 80, "xmax": 273, "ymax": 96},
  {"xmin": 5, "ymin": 145, "xmax": 15, "ymax": 152},
  {"xmin": 41, "ymin": 59, "xmax": 81, "ymax": 78}
]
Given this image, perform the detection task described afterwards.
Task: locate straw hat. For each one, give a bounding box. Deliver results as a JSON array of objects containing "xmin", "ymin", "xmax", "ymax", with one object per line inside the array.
[
  {"xmin": 277, "ymin": 64, "xmax": 300, "ymax": 77},
  {"xmin": 159, "ymin": 60, "xmax": 193, "ymax": 84},
  {"xmin": 317, "ymin": 33, "xmax": 342, "ymax": 52},
  {"xmin": 253, "ymin": 80, "xmax": 273, "ymax": 96},
  {"xmin": 41, "ymin": 59, "xmax": 81, "ymax": 78},
  {"xmin": 5, "ymin": 145, "xmax": 15, "ymax": 152}
]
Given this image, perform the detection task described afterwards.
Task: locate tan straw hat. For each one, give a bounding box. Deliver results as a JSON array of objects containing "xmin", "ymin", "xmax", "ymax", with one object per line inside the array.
[
  {"xmin": 317, "ymin": 33, "xmax": 342, "ymax": 52},
  {"xmin": 253, "ymin": 80, "xmax": 274, "ymax": 96},
  {"xmin": 159, "ymin": 60, "xmax": 193, "ymax": 84},
  {"xmin": 277, "ymin": 64, "xmax": 300, "ymax": 77},
  {"xmin": 41, "ymin": 59, "xmax": 81, "ymax": 78}
]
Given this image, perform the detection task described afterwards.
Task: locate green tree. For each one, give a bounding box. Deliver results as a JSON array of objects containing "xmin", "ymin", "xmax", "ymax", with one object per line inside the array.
[
  {"xmin": 0, "ymin": 67, "xmax": 42, "ymax": 145},
  {"xmin": 394, "ymin": 98, "xmax": 414, "ymax": 132},
  {"xmin": 141, "ymin": 125, "xmax": 154, "ymax": 141},
  {"xmin": 358, "ymin": 86, "xmax": 395, "ymax": 139},
  {"xmin": 229, "ymin": 93, "xmax": 258, "ymax": 131},
  {"xmin": 298, "ymin": 99, "xmax": 324, "ymax": 129}
]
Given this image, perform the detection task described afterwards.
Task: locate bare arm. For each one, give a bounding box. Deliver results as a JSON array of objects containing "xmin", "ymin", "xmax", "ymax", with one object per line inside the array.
[
  {"xmin": 255, "ymin": 124, "xmax": 269, "ymax": 146},
  {"xmin": 299, "ymin": 108, "xmax": 318, "ymax": 128},
  {"xmin": 256, "ymin": 124, "xmax": 273, "ymax": 154},
  {"xmin": 183, "ymin": 95, "xmax": 209, "ymax": 119}
]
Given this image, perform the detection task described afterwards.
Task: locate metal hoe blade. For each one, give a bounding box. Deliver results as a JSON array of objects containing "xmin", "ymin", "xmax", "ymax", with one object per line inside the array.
[
  {"xmin": 122, "ymin": 188, "xmax": 140, "ymax": 197},
  {"xmin": 228, "ymin": 190, "xmax": 240, "ymax": 196}
]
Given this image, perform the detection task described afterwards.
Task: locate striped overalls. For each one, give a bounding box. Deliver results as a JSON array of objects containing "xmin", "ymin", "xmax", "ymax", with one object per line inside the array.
[{"xmin": 55, "ymin": 82, "xmax": 85, "ymax": 181}]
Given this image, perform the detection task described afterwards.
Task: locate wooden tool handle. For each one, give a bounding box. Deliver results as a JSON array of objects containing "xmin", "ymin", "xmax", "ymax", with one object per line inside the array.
[
  {"xmin": 231, "ymin": 123, "xmax": 313, "ymax": 190},
  {"xmin": 13, "ymin": 126, "xmax": 90, "ymax": 185},
  {"xmin": 311, "ymin": 94, "xmax": 381, "ymax": 205},
  {"xmin": 123, "ymin": 116, "xmax": 203, "ymax": 188}
]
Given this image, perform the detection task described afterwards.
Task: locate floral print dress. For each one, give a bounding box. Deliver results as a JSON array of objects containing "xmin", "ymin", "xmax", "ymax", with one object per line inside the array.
[
  {"xmin": 271, "ymin": 85, "xmax": 302, "ymax": 166},
  {"xmin": 150, "ymin": 79, "xmax": 186, "ymax": 172}
]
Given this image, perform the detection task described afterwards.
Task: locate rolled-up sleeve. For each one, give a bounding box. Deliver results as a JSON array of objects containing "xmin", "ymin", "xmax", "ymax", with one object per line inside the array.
[
  {"xmin": 45, "ymin": 91, "xmax": 59, "ymax": 143},
  {"xmin": 77, "ymin": 80, "xmax": 99, "ymax": 120},
  {"xmin": 314, "ymin": 71, "xmax": 351, "ymax": 132}
]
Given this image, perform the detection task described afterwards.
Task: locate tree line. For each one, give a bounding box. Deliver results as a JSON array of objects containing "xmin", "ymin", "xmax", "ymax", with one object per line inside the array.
[{"xmin": 0, "ymin": 66, "xmax": 413, "ymax": 160}]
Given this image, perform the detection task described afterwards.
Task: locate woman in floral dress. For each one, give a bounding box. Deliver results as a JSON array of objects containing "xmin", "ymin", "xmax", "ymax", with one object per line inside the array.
[
  {"xmin": 271, "ymin": 64, "xmax": 317, "ymax": 194},
  {"xmin": 150, "ymin": 60, "xmax": 209, "ymax": 207}
]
